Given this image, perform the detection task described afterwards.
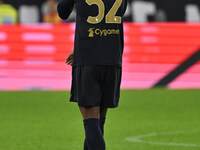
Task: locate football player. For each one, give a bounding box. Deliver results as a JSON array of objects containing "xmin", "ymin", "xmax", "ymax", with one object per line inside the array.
[{"xmin": 57, "ymin": 0, "xmax": 127, "ymax": 149}]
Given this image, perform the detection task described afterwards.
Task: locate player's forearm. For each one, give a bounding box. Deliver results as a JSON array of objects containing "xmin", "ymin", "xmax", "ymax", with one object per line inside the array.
[{"xmin": 57, "ymin": 0, "xmax": 74, "ymax": 20}]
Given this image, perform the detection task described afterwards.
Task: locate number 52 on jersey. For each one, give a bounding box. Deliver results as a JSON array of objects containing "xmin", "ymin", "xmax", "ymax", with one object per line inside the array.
[{"xmin": 86, "ymin": 0, "xmax": 123, "ymax": 24}]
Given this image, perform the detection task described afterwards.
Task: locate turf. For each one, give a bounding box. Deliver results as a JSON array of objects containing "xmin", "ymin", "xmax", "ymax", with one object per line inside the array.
[{"xmin": 0, "ymin": 89, "xmax": 200, "ymax": 150}]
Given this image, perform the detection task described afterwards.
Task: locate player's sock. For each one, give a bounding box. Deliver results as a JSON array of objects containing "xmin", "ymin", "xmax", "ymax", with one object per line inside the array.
[
  {"xmin": 100, "ymin": 117, "xmax": 106, "ymax": 135},
  {"xmin": 83, "ymin": 118, "xmax": 105, "ymax": 150},
  {"xmin": 84, "ymin": 117, "xmax": 106, "ymax": 150}
]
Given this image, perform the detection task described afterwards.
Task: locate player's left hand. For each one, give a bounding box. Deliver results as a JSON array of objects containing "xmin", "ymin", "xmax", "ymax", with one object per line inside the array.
[{"xmin": 65, "ymin": 51, "xmax": 73, "ymax": 66}]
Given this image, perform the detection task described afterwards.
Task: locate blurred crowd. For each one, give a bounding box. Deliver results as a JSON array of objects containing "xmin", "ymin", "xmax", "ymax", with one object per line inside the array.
[
  {"xmin": 0, "ymin": 0, "xmax": 17, "ymax": 24},
  {"xmin": 0, "ymin": 0, "xmax": 67, "ymax": 24},
  {"xmin": 0, "ymin": 0, "xmax": 200, "ymax": 24}
]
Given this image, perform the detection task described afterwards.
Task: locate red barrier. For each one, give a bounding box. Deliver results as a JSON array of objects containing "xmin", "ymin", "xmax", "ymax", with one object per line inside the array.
[{"xmin": 0, "ymin": 23, "xmax": 200, "ymax": 90}]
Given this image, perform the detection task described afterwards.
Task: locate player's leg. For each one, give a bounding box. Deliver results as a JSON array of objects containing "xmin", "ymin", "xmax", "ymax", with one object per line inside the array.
[
  {"xmin": 100, "ymin": 107, "xmax": 108, "ymax": 135},
  {"xmin": 82, "ymin": 107, "xmax": 108, "ymax": 150},
  {"xmin": 79, "ymin": 106, "xmax": 100, "ymax": 120},
  {"xmin": 70, "ymin": 66, "xmax": 112, "ymax": 150},
  {"xmin": 80, "ymin": 106, "xmax": 105, "ymax": 150}
]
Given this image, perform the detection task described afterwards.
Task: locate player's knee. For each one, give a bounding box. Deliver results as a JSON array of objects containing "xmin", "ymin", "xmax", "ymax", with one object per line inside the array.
[
  {"xmin": 80, "ymin": 106, "xmax": 100, "ymax": 119},
  {"xmin": 100, "ymin": 107, "xmax": 108, "ymax": 118}
]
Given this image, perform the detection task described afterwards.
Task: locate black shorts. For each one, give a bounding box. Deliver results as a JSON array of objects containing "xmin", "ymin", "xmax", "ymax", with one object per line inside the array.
[{"xmin": 70, "ymin": 66, "xmax": 122, "ymax": 108}]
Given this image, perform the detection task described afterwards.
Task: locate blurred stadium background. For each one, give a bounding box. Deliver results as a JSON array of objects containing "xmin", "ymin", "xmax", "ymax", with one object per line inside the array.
[
  {"xmin": 0, "ymin": 0, "xmax": 200, "ymax": 150},
  {"xmin": 0, "ymin": 0, "xmax": 200, "ymax": 90}
]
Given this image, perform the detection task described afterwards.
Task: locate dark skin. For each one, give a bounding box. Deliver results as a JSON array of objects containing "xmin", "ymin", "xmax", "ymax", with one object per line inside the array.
[{"xmin": 66, "ymin": 52, "xmax": 108, "ymax": 120}]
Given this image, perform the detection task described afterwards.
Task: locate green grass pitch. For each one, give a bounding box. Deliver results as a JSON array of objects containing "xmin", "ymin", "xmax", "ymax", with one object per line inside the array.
[{"xmin": 0, "ymin": 89, "xmax": 200, "ymax": 150}]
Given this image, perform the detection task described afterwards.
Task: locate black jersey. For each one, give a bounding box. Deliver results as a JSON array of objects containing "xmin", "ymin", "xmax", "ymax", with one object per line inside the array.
[{"xmin": 57, "ymin": 0, "xmax": 127, "ymax": 67}]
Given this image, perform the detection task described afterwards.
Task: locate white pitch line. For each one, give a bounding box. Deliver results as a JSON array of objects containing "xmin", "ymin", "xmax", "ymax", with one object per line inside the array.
[{"xmin": 126, "ymin": 130, "xmax": 200, "ymax": 147}]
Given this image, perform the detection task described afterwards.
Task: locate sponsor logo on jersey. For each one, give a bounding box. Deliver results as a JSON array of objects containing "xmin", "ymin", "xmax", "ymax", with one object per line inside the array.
[{"xmin": 88, "ymin": 28, "xmax": 120, "ymax": 37}]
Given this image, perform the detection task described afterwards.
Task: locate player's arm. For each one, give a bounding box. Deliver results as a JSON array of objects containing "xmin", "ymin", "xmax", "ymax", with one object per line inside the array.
[
  {"xmin": 123, "ymin": 0, "xmax": 127, "ymax": 15},
  {"xmin": 57, "ymin": 0, "xmax": 74, "ymax": 65},
  {"xmin": 57, "ymin": 0, "xmax": 74, "ymax": 20}
]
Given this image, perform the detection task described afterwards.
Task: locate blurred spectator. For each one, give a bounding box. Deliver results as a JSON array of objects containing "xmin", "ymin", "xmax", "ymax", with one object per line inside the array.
[
  {"xmin": 19, "ymin": 5, "xmax": 40, "ymax": 23},
  {"xmin": 0, "ymin": 0, "xmax": 18, "ymax": 24},
  {"xmin": 43, "ymin": 0, "xmax": 61, "ymax": 24}
]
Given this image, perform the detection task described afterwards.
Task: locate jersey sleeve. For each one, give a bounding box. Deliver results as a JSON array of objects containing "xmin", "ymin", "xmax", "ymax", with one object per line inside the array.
[
  {"xmin": 57, "ymin": 0, "xmax": 75, "ymax": 20},
  {"xmin": 123, "ymin": 0, "xmax": 127, "ymax": 15}
]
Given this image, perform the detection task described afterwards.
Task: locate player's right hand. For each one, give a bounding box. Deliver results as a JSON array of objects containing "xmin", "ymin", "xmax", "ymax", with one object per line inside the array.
[{"xmin": 65, "ymin": 51, "xmax": 73, "ymax": 66}]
